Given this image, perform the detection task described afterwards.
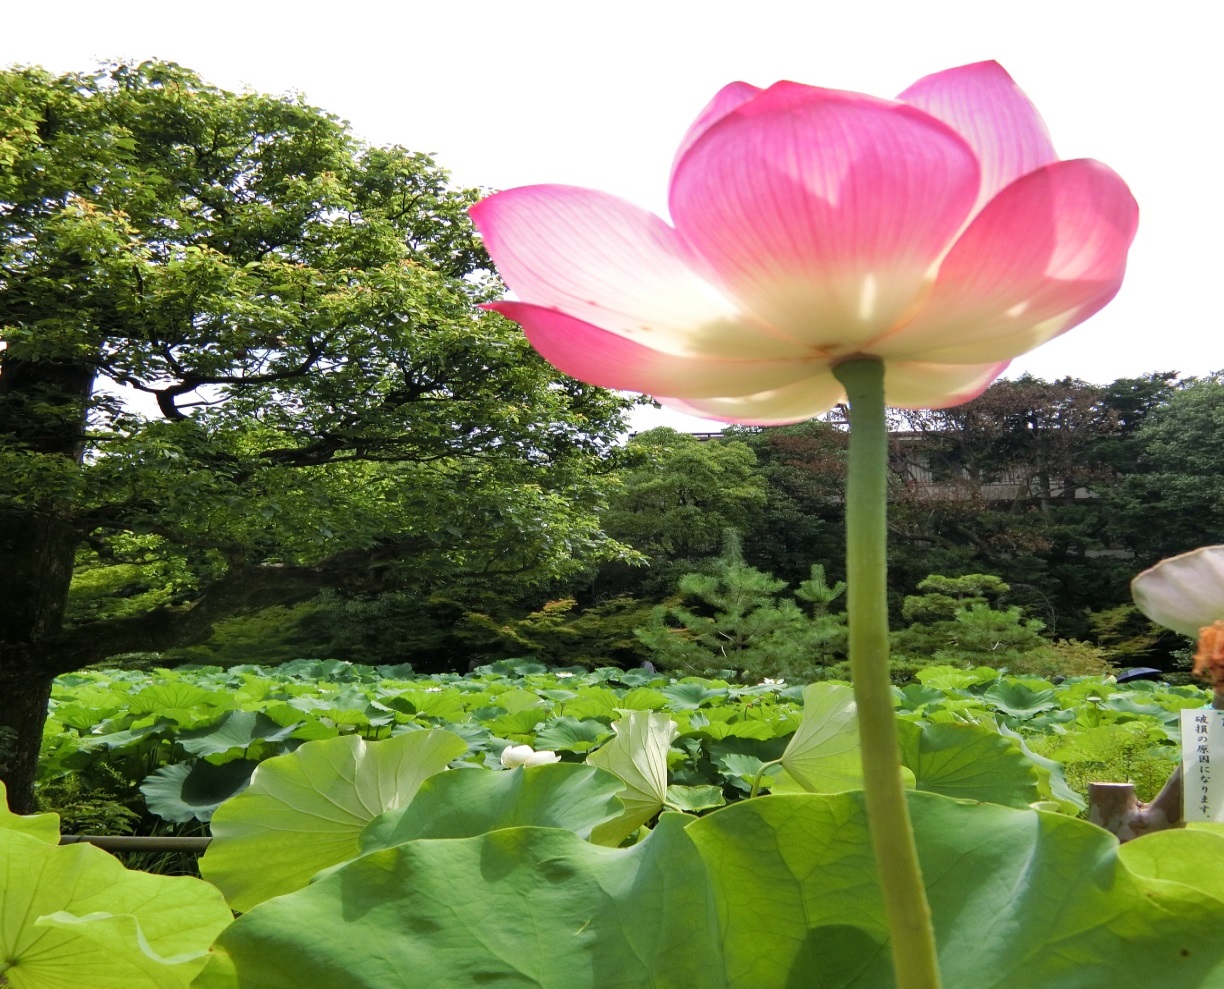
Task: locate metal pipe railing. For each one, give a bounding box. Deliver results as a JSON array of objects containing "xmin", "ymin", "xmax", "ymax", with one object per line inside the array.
[{"xmin": 59, "ymin": 834, "xmax": 211, "ymax": 852}]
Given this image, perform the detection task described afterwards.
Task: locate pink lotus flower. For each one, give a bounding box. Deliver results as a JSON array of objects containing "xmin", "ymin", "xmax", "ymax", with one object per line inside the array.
[{"xmin": 471, "ymin": 62, "xmax": 1138, "ymax": 425}]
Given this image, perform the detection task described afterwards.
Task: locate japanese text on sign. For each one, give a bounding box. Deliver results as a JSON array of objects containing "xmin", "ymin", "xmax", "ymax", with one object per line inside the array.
[{"xmin": 1182, "ymin": 708, "xmax": 1224, "ymax": 822}]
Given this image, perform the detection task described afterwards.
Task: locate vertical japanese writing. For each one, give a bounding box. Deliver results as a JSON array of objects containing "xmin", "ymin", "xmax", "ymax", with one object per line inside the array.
[{"xmin": 1183, "ymin": 709, "xmax": 1224, "ymax": 822}]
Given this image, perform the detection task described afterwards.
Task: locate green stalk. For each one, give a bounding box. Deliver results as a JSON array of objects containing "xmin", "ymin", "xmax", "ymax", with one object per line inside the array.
[{"xmin": 832, "ymin": 359, "xmax": 942, "ymax": 989}]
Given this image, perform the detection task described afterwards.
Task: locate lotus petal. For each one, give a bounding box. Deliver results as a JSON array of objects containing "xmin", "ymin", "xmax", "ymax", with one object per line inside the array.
[
  {"xmin": 472, "ymin": 186, "xmax": 797, "ymax": 359},
  {"xmin": 670, "ymin": 82, "xmax": 979, "ymax": 353},
  {"xmin": 885, "ymin": 359, "xmax": 1011, "ymax": 409},
  {"xmin": 899, "ymin": 61, "xmax": 1058, "ymax": 215},
  {"xmin": 488, "ymin": 302, "xmax": 816, "ymax": 398},
  {"xmin": 1132, "ymin": 546, "xmax": 1224, "ymax": 637},
  {"xmin": 869, "ymin": 159, "xmax": 1138, "ymax": 364},
  {"xmin": 657, "ymin": 372, "xmax": 847, "ymax": 426},
  {"xmin": 670, "ymin": 80, "xmax": 762, "ymax": 179}
]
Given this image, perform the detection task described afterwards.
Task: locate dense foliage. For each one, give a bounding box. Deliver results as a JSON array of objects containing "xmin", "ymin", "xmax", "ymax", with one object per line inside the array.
[
  {"xmin": 117, "ymin": 373, "xmax": 1221, "ymax": 683},
  {"xmin": 39, "ymin": 659, "xmax": 1207, "ymax": 832},
  {"xmin": 0, "ymin": 61, "xmax": 629, "ymax": 808},
  {"xmin": 10, "ymin": 661, "xmax": 1223, "ymax": 987}
]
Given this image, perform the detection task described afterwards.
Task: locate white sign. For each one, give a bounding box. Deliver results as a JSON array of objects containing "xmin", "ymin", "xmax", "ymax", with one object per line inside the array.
[{"xmin": 1182, "ymin": 708, "xmax": 1224, "ymax": 822}]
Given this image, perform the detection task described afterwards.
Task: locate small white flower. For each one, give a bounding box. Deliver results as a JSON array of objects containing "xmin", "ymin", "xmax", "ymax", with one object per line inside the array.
[
  {"xmin": 555, "ymin": 671, "xmax": 576, "ymax": 679},
  {"xmin": 500, "ymin": 744, "xmax": 561, "ymax": 768},
  {"xmin": 423, "ymin": 687, "xmax": 443, "ymax": 693},
  {"xmin": 762, "ymin": 678, "xmax": 785, "ymax": 686}
]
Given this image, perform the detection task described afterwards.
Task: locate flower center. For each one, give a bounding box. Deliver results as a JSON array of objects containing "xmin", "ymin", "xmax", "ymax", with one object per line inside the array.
[{"xmin": 1193, "ymin": 620, "xmax": 1224, "ymax": 684}]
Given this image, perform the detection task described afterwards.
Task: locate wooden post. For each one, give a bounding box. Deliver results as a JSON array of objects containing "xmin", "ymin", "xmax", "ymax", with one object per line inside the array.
[
  {"xmin": 1087, "ymin": 774, "xmax": 1182, "ymax": 843},
  {"xmin": 1087, "ymin": 680, "xmax": 1222, "ymax": 842}
]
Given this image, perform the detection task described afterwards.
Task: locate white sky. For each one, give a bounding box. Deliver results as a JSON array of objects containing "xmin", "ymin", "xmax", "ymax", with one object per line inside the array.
[{"xmin": 4, "ymin": 0, "xmax": 1220, "ymax": 432}]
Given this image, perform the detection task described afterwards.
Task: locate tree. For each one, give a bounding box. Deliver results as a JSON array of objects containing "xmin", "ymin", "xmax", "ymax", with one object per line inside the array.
[
  {"xmin": 595, "ymin": 427, "xmax": 766, "ymax": 598},
  {"xmin": 635, "ymin": 534, "xmax": 847, "ymax": 681},
  {"xmin": 890, "ymin": 573, "xmax": 1050, "ymax": 671},
  {"xmin": 884, "ymin": 376, "xmax": 1140, "ymax": 638},
  {"xmin": 0, "ymin": 62, "xmax": 629, "ymax": 810},
  {"xmin": 1105, "ymin": 374, "xmax": 1224, "ymax": 562},
  {"xmin": 729, "ymin": 419, "xmax": 848, "ymax": 588}
]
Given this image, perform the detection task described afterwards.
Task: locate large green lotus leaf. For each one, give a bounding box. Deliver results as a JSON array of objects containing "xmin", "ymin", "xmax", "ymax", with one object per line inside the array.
[
  {"xmin": 617, "ymin": 686, "xmax": 669, "ymax": 710},
  {"xmin": 126, "ymin": 681, "xmax": 233, "ymax": 716},
  {"xmin": 140, "ymin": 759, "xmax": 259, "ymax": 823},
  {"xmin": 660, "ymin": 681, "xmax": 726, "ymax": 709},
  {"xmin": 981, "ymin": 680, "xmax": 1058, "ymax": 719},
  {"xmin": 78, "ymin": 717, "xmax": 175, "ymax": 752},
  {"xmin": 0, "ymin": 781, "xmax": 59, "ymax": 844},
  {"xmin": 914, "ymin": 665, "xmax": 1000, "ymax": 690},
  {"xmin": 585, "ymin": 710, "xmax": 677, "ymax": 845},
  {"xmin": 209, "ymin": 792, "xmax": 1224, "ymax": 988},
  {"xmin": 897, "ymin": 720, "xmax": 1041, "ymax": 808},
  {"xmin": 561, "ymin": 685, "xmax": 624, "ymax": 719},
  {"xmin": 200, "ymin": 728, "xmax": 468, "ymax": 911},
  {"xmin": 778, "ymin": 683, "xmax": 863, "ymax": 793},
  {"xmin": 688, "ymin": 792, "xmax": 1224, "ymax": 988},
  {"xmin": 0, "ymin": 829, "xmax": 232, "ymax": 989},
  {"xmin": 532, "ymin": 716, "xmax": 613, "ymax": 753},
  {"xmin": 359, "ymin": 763, "xmax": 625, "ymax": 849},
  {"xmin": 1119, "ymin": 827, "xmax": 1224, "ymax": 903},
  {"xmin": 691, "ymin": 719, "xmax": 777, "ymax": 741},
  {"xmin": 376, "ymin": 689, "xmax": 466, "ymax": 722},
  {"xmin": 49, "ymin": 700, "xmax": 125, "ymax": 730},
  {"xmin": 894, "ymin": 683, "xmax": 946, "ymax": 713},
  {"xmin": 485, "ymin": 708, "xmax": 549, "ymax": 737},
  {"xmin": 994, "ymin": 721, "xmax": 1085, "ymax": 814},
  {"xmin": 663, "ymin": 783, "xmax": 726, "ymax": 813},
  {"xmin": 494, "ymin": 687, "xmax": 550, "ymax": 714},
  {"xmin": 178, "ymin": 710, "xmax": 301, "ymax": 758},
  {"xmin": 212, "ymin": 815, "xmax": 723, "ymax": 989}
]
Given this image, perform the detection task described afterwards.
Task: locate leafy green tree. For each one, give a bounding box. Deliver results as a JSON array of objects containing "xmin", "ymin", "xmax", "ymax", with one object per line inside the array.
[
  {"xmin": 0, "ymin": 62, "xmax": 629, "ymax": 810},
  {"xmin": 1105, "ymin": 374, "xmax": 1224, "ymax": 561},
  {"xmin": 728, "ymin": 419, "xmax": 848, "ymax": 588},
  {"xmin": 635, "ymin": 535, "xmax": 846, "ymax": 681},
  {"xmin": 603, "ymin": 428, "xmax": 766, "ymax": 559},
  {"xmin": 891, "ymin": 574, "xmax": 1051, "ymax": 673},
  {"xmin": 594, "ymin": 427, "xmax": 766, "ymax": 599},
  {"xmin": 884, "ymin": 376, "xmax": 1158, "ymax": 640},
  {"xmin": 1089, "ymin": 372, "xmax": 1179, "ymax": 473},
  {"xmin": 455, "ymin": 594, "xmax": 657, "ymax": 668}
]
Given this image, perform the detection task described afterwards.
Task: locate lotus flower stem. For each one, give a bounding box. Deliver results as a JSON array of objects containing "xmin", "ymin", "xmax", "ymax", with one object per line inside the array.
[{"xmin": 833, "ymin": 358, "xmax": 941, "ymax": 989}]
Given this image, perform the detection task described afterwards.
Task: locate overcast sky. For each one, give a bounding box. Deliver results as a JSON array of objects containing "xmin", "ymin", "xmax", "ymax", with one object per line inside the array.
[{"xmin": 4, "ymin": 0, "xmax": 1219, "ymax": 430}]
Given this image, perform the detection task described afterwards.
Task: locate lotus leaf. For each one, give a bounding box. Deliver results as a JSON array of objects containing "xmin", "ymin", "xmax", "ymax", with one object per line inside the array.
[
  {"xmin": 0, "ymin": 829, "xmax": 231, "ymax": 989},
  {"xmin": 585, "ymin": 710, "xmax": 677, "ymax": 845},
  {"xmin": 210, "ymin": 815, "xmax": 720, "ymax": 989},
  {"xmin": 0, "ymin": 782, "xmax": 58, "ymax": 844},
  {"xmin": 1119, "ymin": 827, "xmax": 1224, "ymax": 903},
  {"xmin": 360, "ymin": 763, "xmax": 625, "ymax": 849},
  {"xmin": 177, "ymin": 710, "xmax": 300, "ymax": 758},
  {"xmin": 897, "ymin": 720, "xmax": 1041, "ymax": 807},
  {"xmin": 210, "ymin": 792, "xmax": 1224, "ymax": 987},
  {"xmin": 200, "ymin": 728, "xmax": 467, "ymax": 911},
  {"xmin": 140, "ymin": 759, "xmax": 259, "ymax": 823},
  {"xmin": 778, "ymin": 683, "xmax": 864, "ymax": 793}
]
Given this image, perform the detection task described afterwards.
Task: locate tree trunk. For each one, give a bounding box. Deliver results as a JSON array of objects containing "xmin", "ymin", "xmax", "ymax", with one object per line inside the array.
[
  {"xmin": 0, "ymin": 511, "xmax": 82, "ymax": 813},
  {"xmin": 0, "ymin": 669, "xmax": 55, "ymax": 814},
  {"xmin": 0, "ymin": 355, "xmax": 94, "ymax": 813}
]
